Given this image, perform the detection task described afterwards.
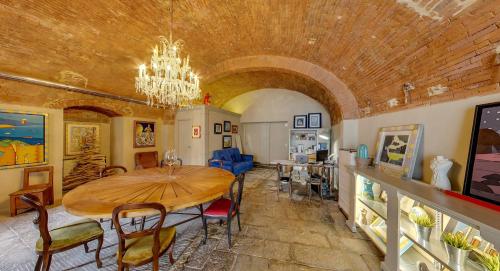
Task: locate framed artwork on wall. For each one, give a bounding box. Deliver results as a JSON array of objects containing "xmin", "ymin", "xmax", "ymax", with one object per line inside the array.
[
  {"xmin": 65, "ymin": 123, "xmax": 100, "ymax": 155},
  {"xmin": 224, "ymin": 121, "xmax": 231, "ymax": 132},
  {"xmin": 214, "ymin": 123, "xmax": 222, "ymax": 134},
  {"xmin": 232, "ymin": 125, "xmax": 238, "ymax": 134},
  {"xmin": 308, "ymin": 113, "xmax": 322, "ymax": 128},
  {"xmin": 134, "ymin": 121, "xmax": 155, "ymax": 148},
  {"xmin": 222, "ymin": 135, "xmax": 232, "ymax": 148},
  {"xmin": 192, "ymin": 125, "xmax": 201, "ymax": 138},
  {"xmin": 374, "ymin": 124, "xmax": 423, "ymax": 179},
  {"xmin": 463, "ymin": 101, "xmax": 500, "ymax": 206},
  {"xmin": 0, "ymin": 111, "xmax": 48, "ymax": 169},
  {"xmin": 293, "ymin": 115, "xmax": 307, "ymax": 128}
]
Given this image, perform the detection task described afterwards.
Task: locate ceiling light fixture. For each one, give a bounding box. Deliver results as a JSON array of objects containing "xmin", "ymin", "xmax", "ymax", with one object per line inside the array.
[{"xmin": 135, "ymin": 0, "xmax": 201, "ymax": 108}]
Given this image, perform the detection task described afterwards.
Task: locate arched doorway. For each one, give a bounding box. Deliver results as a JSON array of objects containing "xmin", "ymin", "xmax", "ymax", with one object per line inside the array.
[{"xmin": 62, "ymin": 106, "xmax": 121, "ymax": 191}]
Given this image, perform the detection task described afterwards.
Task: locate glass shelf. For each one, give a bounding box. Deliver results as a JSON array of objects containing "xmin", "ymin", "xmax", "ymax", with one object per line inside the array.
[
  {"xmin": 357, "ymin": 196, "xmax": 387, "ymax": 220},
  {"xmin": 400, "ymin": 214, "xmax": 483, "ymax": 271},
  {"xmin": 358, "ymin": 222, "xmax": 437, "ymax": 271}
]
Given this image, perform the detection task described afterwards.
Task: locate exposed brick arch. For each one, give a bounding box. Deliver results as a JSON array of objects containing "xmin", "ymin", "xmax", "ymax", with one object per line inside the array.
[{"xmin": 202, "ymin": 55, "xmax": 359, "ymax": 120}]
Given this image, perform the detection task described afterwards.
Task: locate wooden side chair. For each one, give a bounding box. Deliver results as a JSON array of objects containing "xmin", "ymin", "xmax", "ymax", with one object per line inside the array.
[
  {"xmin": 9, "ymin": 166, "xmax": 54, "ymax": 217},
  {"xmin": 135, "ymin": 151, "xmax": 159, "ymax": 169},
  {"xmin": 276, "ymin": 163, "xmax": 293, "ymax": 200},
  {"xmin": 201, "ymin": 174, "xmax": 245, "ymax": 248},
  {"xmin": 20, "ymin": 194, "xmax": 104, "ymax": 271},
  {"xmin": 112, "ymin": 203, "xmax": 176, "ymax": 271},
  {"xmin": 307, "ymin": 165, "xmax": 324, "ymax": 201},
  {"xmin": 99, "ymin": 165, "xmax": 128, "ymax": 228},
  {"xmin": 100, "ymin": 165, "xmax": 128, "ymax": 178}
]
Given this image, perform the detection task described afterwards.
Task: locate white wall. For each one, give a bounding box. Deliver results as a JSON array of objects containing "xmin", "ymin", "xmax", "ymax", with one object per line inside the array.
[
  {"xmin": 175, "ymin": 106, "xmax": 207, "ymax": 165},
  {"xmin": 0, "ymin": 104, "xmax": 64, "ymax": 215},
  {"xmin": 207, "ymin": 107, "xmax": 241, "ymax": 160},
  {"xmin": 222, "ymin": 89, "xmax": 331, "ymax": 128},
  {"xmin": 355, "ymin": 92, "xmax": 500, "ymax": 190},
  {"xmin": 175, "ymin": 106, "xmax": 241, "ymax": 165}
]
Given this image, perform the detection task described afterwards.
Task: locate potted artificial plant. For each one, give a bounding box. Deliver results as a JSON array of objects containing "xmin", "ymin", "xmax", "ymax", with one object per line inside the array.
[
  {"xmin": 477, "ymin": 253, "xmax": 499, "ymax": 271},
  {"xmin": 442, "ymin": 232, "xmax": 472, "ymax": 267},
  {"xmin": 409, "ymin": 213, "xmax": 434, "ymax": 242}
]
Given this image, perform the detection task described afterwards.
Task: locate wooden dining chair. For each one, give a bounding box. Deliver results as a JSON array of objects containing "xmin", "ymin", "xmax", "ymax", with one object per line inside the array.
[
  {"xmin": 20, "ymin": 194, "xmax": 104, "ymax": 271},
  {"xmin": 201, "ymin": 174, "xmax": 245, "ymax": 248},
  {"xmin": 99, "ymin": 165, "xmax": 128, "ymax": 229},
  {"xmin": 276, "ymin": 163, "xmax": 293, "ymax": 200},
  {"xmin": 135, "ymin": 151, "xmax": 159, "ymax": 169},
  {"xmin": 9, "ymin": 166, "xmax": 54, "ymax": 217},
  {"xmin": 112, "ymin": 202, "xmax": 176, "ymax": 271},
  {"xmin": 100, "ymin": 165, "xmax": 127, "ymax": 178}
]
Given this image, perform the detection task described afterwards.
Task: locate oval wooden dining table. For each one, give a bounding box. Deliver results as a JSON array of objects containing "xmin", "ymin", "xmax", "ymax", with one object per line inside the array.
[{"xmin": 62, "ymin": 166, "xmax": 235, "ymax": 219}]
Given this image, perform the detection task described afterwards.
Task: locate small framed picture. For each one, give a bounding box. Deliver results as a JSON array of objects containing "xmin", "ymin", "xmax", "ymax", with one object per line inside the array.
[
  {"xmin": 222, "ymin": 135, "xmax": 232, "ymax": 148},
  {"xmin": 232, "ymin": 125, "xmax": 238, "ymax": 134},
  {"xmin": 224, "ymin": 121, "xmax": 231, "ymax": 132},
  {"xmin": 134, "ymin": 121, "xmax": 156, "ymax": 148},
  {"xmin": 214, "ymin": 123, "xmax": 222, "ymax": 134},
  {"xmin": 293, "ymin": 115, "xmax": 307, "ymax": 128},
  {"xmin": 308, "ymin": 113, "xmax": 322, "ymax": 128},
  {"xmin": 192, "ymin": 126, "xmax": 201, "ymax": 138}
]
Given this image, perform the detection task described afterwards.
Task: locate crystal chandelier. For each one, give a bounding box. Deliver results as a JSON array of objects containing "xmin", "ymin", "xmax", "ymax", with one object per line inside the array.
[{"xmin": 135, "ymin": 0, "xmax": 201, "ymax": 108}]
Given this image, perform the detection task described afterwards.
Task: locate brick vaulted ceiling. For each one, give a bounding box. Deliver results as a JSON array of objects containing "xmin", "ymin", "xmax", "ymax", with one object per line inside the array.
[{"xmin": 0, "ymin": 0, "xmax": 499, "ymax": 121}]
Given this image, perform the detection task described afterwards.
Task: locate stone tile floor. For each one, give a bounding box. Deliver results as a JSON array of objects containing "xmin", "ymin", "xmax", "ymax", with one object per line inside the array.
[{"xmin": 0, "ymin": 168, "xmax": 382, "ymax": 270}]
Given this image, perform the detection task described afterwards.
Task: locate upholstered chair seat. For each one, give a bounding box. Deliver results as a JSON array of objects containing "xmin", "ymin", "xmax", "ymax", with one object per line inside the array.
[
  {"xmin": 202, "ymin": 174, "xmax": 245, "ymax": 248},
  {"xmin": 122, "ymin": 227, "xmax": 176, "ymax": 266},
  {"xmin": 35, "ymin": 218, "xmax": 104, "ymax": 252},
  {"xmin": 112, "ymin": 203, "xmax": 176, "ymax": 271},
  {"xmin": 203, "ymin": 198, "xmax": 236, "ymax": 217}
]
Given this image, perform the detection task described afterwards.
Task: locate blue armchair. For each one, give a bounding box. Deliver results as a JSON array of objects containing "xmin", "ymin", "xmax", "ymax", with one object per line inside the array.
[{"xmin": 209, "ymin": 148, "xmax": 253, "ymax": 175}]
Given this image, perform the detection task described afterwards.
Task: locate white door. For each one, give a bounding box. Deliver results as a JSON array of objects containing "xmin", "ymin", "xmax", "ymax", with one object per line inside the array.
[
  {"xmin": 177, "ymin": 119, "xmax": 192, "ymax": 165},
  {"xmin": 269, "ymin": 122, "xmax": 289, "ymax": 162},
  {"xmin": 242, "ymin": 123, "xmax": 270, "ymax": 164}
]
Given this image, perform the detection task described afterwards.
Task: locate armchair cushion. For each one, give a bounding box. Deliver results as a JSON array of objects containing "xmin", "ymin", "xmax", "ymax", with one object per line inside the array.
[
  {"xmin": 122, "ymin": 227, "xmax": 176, "ymax": 266},
  {"xmin": 35, "ymin": 218, "xmax": 103, "ymax": 252}
]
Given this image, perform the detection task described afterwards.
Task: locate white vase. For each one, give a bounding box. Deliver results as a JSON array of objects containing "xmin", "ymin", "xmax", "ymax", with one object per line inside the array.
[{"xmin": 430, "ymin": 156, "xmax": 452, "ymax": 190}]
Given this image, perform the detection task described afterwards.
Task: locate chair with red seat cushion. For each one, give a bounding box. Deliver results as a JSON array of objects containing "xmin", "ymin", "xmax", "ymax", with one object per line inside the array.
[{"xmin": 201, "ymin": 174, "xmax": 245, "ymax": 248}]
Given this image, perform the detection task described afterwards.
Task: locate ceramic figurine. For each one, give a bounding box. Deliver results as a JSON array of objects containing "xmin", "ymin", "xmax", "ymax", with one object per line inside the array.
[
  {"xmin": 430, "ymin": 156, "xmax": 452, "ymax": 191},
  {"xmin": 361, "ymin": 209, "xmax": 368, "ymax": 225}
]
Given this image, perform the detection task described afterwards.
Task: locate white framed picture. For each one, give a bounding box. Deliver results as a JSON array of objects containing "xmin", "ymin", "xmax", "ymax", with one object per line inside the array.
[{"xmin": 374, "ymin": 124, "xmax": 423, "ymax": 179}]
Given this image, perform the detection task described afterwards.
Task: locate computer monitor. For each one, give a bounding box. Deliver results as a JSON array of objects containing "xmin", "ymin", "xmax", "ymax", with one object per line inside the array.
[{"xmin": 316, "ymin": 150, "xmax": 329, "ymax": 162}]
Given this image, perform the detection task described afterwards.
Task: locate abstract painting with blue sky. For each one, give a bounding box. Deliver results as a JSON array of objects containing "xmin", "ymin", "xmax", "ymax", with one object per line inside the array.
[{"xmin": 0, "ymin": 112, "xmax": 46, "ymax": 167}]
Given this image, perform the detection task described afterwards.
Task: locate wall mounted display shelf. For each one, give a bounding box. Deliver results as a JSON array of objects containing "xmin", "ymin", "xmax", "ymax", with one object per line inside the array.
[
  {"xmin": 345, "ymin": 166, "xmax": 499, "ymax": 271},
  {"xmin": 289, "ymin": 128, "xmax": 330, "ymax": 162}
]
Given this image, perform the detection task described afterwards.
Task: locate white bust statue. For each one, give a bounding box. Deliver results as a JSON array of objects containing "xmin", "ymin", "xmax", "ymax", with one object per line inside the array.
[{"xmin": 430, "ymin": 156, "xmax": 452, "ymax": 190}]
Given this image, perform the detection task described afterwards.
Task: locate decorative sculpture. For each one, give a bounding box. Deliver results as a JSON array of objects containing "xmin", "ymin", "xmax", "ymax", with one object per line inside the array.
[
  {"xmin": 357, "ymin": 144, "xmax": 369, "ymax": 159},
  {"xmin": 403, "ymin": 82, "xmax": 415, "ymax": 104},
  {"xmin": 430, "ymin": 156, "xmax": 452, "ymax": 190}
]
